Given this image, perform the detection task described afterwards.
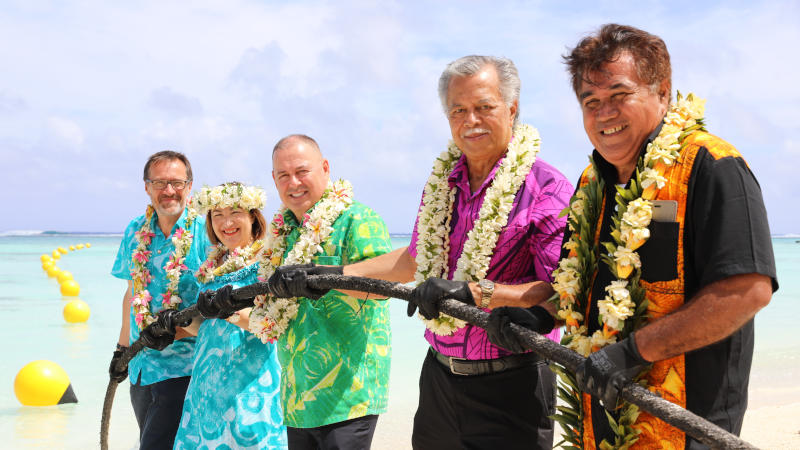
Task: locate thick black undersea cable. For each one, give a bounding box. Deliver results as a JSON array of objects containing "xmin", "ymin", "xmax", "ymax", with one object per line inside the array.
[{"xmin": 101, "ymin": 275, "xmax": 758, "ymax": 450}]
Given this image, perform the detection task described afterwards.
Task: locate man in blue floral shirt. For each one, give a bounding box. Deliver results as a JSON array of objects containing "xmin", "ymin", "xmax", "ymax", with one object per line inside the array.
[{"xmin": 109, "ymin": 151, "xmax": 211, "ymax": 449}]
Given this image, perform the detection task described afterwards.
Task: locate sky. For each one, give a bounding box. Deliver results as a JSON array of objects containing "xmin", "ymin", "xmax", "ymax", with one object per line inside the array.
[{"xmin": 0, "ymin": 0, "xmax": 798, "ymax": 234}]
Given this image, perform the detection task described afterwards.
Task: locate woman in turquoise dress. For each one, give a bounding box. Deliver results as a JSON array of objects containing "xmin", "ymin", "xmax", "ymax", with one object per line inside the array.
[{"xmin": 174, "ymin": 182, "xmax": 287, "ymax": 449}]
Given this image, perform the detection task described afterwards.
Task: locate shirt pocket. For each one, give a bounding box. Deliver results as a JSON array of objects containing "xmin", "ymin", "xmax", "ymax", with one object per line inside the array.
[
  {"xmin": 638, "ymin": 220, "xmax": 679, "ymax": 282},
  {"xmin": 313, "ymin": 255, "xmax": 342, "ymax": 265}
]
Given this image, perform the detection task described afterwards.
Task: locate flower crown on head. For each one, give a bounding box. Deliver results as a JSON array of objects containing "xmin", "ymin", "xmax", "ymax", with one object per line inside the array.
[{"xmin": 191, "ymin": 183, "xmax": 266, "ymax": 215}]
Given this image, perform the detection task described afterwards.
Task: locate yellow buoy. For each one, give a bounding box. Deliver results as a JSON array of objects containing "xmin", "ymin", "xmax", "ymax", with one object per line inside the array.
[
  {"xmin": 46, "ymin": 266, "xmax": 61, "ymax": 278},
  {"xmin": 40, "ymin": 254, "xmax": 52, "ymax": 263},
  {"xmin": 42, "ymin": 261, "xmax": 55, "ymax": 271},
  {"xmin": 56, "ymin": 271, "xmax": 74, "ymax": 284},
  {"xmin": 14, "ymin": 360, "xmax": 78, "ymax": 406},
  {"xmin": 75, "ymin": 244, "xmax": 84, "ymax": 250},
  {"xmin": 57, "ymin": 247, "xmax": 68, "ymax": 255},
  {"xmin": 60, "ymin": 279, "xmax": 80, "ymax": 297},
  {"xmin": 68, "ymin": 245, "xmax": 75, "ymax": 251},
  {"xmin": 52, "ymin": 250, "xmax": 61, "ymax": 260},
  {"xmin": 63, "ymin": 299, "xmax": 90, "ymax": 323},
  {"xmin": 85, "ymin": 243, "xmax": 91, "ymax": 248}
]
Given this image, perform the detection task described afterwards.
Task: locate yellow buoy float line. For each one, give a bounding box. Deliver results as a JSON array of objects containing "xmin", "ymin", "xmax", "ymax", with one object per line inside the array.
[
  {"xmin": 14, "ymin": 360, "xmax": 78, "ymax": 406},
  {"xmin": 63, "ymin": 299, "xmax": 90, "ymax": 323},
  {"xmin": 39, "ymin": 243, "xmax": 90, "ymax": 319},
  {"xmin": 60, "ymin": 279, "xmax": 80, "ymax": 297},
  {"xmin": 56, "ymin": 270, "xmax": 73, "ymax": 284}
]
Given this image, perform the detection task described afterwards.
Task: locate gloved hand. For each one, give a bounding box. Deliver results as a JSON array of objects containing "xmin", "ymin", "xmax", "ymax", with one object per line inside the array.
[
  {"xmin": 139, "ymin": 309, "xmax": 184, "ymax": 351},
  {"xmin": 197, "ymin": 285, "xmax": 238, "ymax": 319},
  {"xmin": 108, "ymin": 346, "xmax": 128, "ymax": 383},
  {"xmin": 575, "ymin": 334, "xmax": 650, "ymax": 411},
  {"xmin": 268, "ymin": 264, "xmax": 344, "ymax": 300},
  {"xmin": 409, "ymin": 278, "xmax": 474, "ymax": 320},
  {"xmin": 486, "ymin": 305, "xmax": 556, "ymax": 353}
]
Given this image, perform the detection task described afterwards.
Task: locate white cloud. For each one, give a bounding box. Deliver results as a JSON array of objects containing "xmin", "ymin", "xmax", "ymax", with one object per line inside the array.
[
  {"xmin": 148, "ymin": 87, "xmax": 203, "ymax": 117},
  {"xmin": 45, "ymin": 116, "xmax": 84, "ymax": 148}
]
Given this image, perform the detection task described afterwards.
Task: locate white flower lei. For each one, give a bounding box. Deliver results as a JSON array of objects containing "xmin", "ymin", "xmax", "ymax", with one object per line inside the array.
[
  {"xmin": 130, "ymin": 204, "xmax": 199, "ymax": 329},
  {"xmin": 414, "ymin": 124, "xmax": 541, "ymax": 335},
  {"xmin": 248, "ymin": 179, "xmax": 354, "ymax": 343},
  {"xmin": 550, "ymin": 92, "xmax": 706, "ymax": 449},
  {"xmin": 191, "ymin": 183, "xmax": 266, "ymax": 215}
]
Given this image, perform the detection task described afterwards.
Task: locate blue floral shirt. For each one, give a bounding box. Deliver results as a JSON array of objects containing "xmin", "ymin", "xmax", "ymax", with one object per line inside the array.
[{"xmin": 111, "ymin": 207, "xmax": 211, "ymax": 385}]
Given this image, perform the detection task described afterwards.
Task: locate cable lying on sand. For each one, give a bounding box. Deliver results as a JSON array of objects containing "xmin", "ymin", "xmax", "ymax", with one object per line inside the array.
[{"xmin": 102, "ymin": 274, "xmax": 758, "ymax": 450}]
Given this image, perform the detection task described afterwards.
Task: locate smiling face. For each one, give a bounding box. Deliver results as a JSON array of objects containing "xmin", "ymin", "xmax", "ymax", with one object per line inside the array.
[
  {"xmin": 578, "ymin": 51, "xmax": 669, "ymax": 182},
  {"xmin": 272, "ymin": 139, "xmax": 330, "ymax": 220},
  {"xmin": 144, "ymin": 159, "xmax": 192, "ymax": 219},
  {"xmin": 446, "ymin": 65, "xmax": 517, "ymax": 163},
  {"xmin": 210, "ymin": 207, "xmax": 255, "ymax": 250}
]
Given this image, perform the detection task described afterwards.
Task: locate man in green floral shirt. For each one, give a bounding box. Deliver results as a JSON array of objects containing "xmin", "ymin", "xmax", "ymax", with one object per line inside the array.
[{"xmin": 268, "ymin": 134, "xmax": 393, "ymax": 449}]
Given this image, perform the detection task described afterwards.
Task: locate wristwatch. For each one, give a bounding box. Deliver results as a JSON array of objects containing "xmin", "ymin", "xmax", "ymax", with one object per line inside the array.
[{"xmin": 478, "ymin": 279, "xmax": 494, "ymax": 309}]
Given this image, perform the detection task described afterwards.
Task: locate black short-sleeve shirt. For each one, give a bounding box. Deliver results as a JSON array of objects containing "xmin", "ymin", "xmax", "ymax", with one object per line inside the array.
[{"xmin": 566, "ymin": 126, "xmax": 778, "ymax": 448}]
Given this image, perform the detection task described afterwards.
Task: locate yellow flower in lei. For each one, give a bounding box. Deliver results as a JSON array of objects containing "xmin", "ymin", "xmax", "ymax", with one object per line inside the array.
[
  {"xmin": 248, "ymin": 179, "xmax": 354, "ymax": 343},
  {"xmin": 413, "ymin": 124, "xmax": 541, "ymax": 336},
  {"xmin": 549, "ymin": 92, "xmax": 706, "ymax": 449},
  {"xmin": 130, "ymin": 204, "xmax": 199, "ymax": 329}
]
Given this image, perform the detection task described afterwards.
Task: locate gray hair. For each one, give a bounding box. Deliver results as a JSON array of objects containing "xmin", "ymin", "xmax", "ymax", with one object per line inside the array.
[
  {"xmin": 143, "ymin": 150, "xmax": 193, "ymax": 181},
  {"xmin": 437, "ymin": 55, "xmax": 521, "ymax": 126}
]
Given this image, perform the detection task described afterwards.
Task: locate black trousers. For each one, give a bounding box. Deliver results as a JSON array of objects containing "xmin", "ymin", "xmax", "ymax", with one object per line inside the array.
[
  {"xmin": 129, "ymin": 375, "xmax": 191, "ymax": 450},
  {"xmin": 412, "ymin": 349, "xmax": 556, "ymax": 450},
  {"xmin": 287, "ymin": 414, "xmax": 379, "ymax": 450}
]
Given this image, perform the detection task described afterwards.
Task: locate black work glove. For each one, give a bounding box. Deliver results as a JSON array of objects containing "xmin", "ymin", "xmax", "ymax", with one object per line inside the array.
[
  {"xmin": 196, "ymin": 285, "xmax": 240, "ymax": 319},
  {"xmin": 108, "ymin": 346, "xmax": 128, "ymax": 383},
  {"xmin": 268, "ymin": 264, "xmax": 344, "ymax": 300},
  {"xmin": 486, "ymin": 305, "xmax": 556, "ymax": 353},
  {"xmin": 575, "ymin": 334, "xmax": 650, "ymax": 411},
  {"xmin": 409, "ymin": 278, "xmax": 474, "ymax": 320},
  {"xmin": 138, "ymin": 309, "xmax": 184, "ymax": 351}
]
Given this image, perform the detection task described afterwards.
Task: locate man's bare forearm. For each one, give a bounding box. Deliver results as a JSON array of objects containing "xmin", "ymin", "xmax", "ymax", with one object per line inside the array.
[
  {"xmin": 467, "ymin": 280, "xmax": 555, "ymax": 309},
  {"xmin": 635, "ymin": 273, "xmax": 772, "ymax": 362},
  {"xmin": 344, "ymin": 246, "xmax": 417, "ymax": 283}
]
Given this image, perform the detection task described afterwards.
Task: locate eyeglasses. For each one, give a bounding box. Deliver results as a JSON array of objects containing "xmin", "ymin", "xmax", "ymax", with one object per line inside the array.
[{"xmin": 147, "ymin": 179, "xmax": 190, "ymax": 190}]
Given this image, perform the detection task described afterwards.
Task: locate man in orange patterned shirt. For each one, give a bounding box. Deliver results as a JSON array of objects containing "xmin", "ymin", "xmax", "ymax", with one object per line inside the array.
[{"xmin": 488, "ymin": 24, "xmax": 777, "ymax": 449}]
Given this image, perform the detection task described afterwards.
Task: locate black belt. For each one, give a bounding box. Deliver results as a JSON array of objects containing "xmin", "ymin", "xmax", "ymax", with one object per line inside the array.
[{"xmin": 431, "ymin": 348, "xmax": 542, "ymax": 376}]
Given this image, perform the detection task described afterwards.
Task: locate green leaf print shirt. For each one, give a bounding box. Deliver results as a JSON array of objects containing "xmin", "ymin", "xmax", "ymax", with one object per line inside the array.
[{"xmin": 277, "ymin": 201, "xmax": 393, "ymax": 428}]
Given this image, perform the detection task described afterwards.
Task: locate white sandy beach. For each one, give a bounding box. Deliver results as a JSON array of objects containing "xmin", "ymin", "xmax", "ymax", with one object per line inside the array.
[{"xmin": 371, "ymin": 363, "xmax": 800, "ymax": 449}]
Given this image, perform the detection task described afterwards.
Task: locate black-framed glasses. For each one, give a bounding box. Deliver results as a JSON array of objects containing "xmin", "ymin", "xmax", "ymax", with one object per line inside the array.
[{"xmin": 147, "ymin": 179, "xmax": 190, "ymax": 190}]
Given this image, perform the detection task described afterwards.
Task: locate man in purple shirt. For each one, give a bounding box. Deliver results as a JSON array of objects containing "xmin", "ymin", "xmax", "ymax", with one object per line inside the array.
[{"xmin": 270, "ymin": 55, "xmax": 572, "ymax": 449}]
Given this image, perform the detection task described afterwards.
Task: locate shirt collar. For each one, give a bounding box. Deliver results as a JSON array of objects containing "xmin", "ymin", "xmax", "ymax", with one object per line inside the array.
[
  {"xmin": 448, "ymin": 152, "xmax": 507, "ymax": 197},
  {"xmin": 284, "ymin": 208, "xmax": 301, "ymax": 228},
  {"xmin": 592, "ymin": 120, "xmax": 665, "ymax": 186},
  {"xmin": 151, "ymin": 206, "xmax": 190, "ymax": 239}
]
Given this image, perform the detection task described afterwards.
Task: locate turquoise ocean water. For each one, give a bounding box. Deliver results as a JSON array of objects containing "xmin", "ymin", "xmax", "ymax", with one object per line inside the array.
[{"xmin": 0, "ymin": 234, "xmax": 797, "ymax": 448}]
